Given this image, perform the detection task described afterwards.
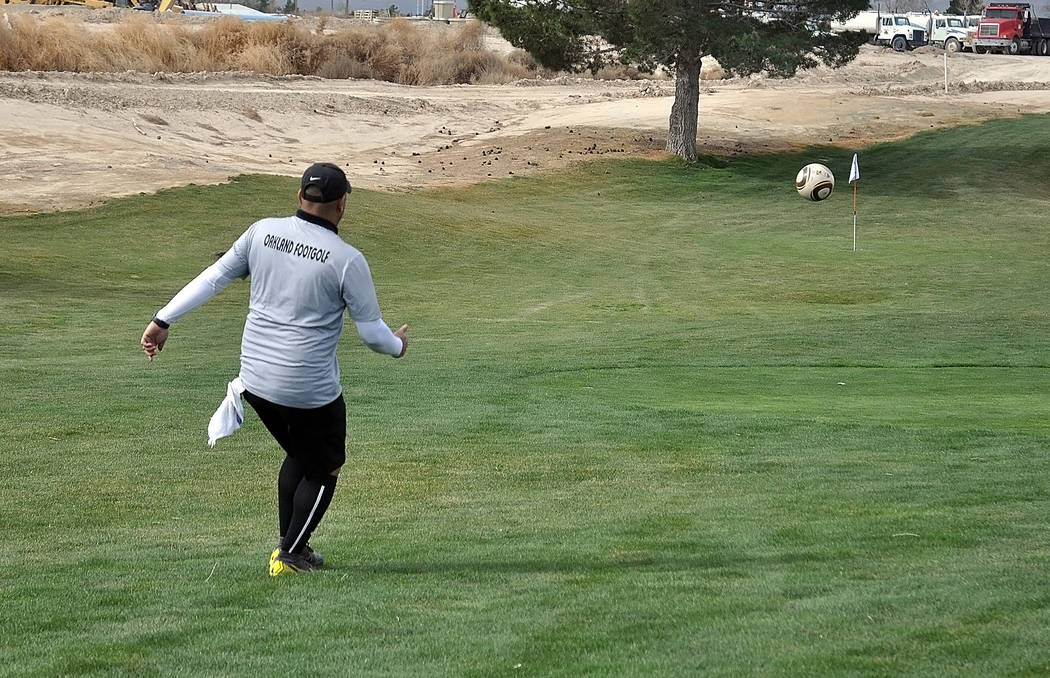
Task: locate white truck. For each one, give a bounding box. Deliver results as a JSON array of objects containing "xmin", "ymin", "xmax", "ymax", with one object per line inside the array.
[
  {"xmin": 873, "ymin": 13, "xmax": 931, "ymax": 50},
  {"xmin": 930, "ymin": 14, "xmax": 977, "ymax": 51},
  {"xmin": 870, "ymin": 12, "xmax": 976, "ymax": 51}
]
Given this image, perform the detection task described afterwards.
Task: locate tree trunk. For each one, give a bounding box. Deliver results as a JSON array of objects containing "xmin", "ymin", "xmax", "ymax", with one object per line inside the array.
[{"xmin": 665, "ymin": 47, "xmax": 701, "ymax": 163}]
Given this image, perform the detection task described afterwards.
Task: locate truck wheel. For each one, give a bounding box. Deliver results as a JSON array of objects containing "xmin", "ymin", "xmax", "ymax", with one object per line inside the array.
[
  {"xmin": 1008, "ymin": 38, "xmax": 1022, "ymax": 55},
  {"xmin": 1037, "ymin": 39, "xmax": 1049, "ymax": 56},
  {"xmin": 944, "ymin": 37, "xmax": 961, "ymax": 52},
  {"xmin": 891, "ymin": 36, "xmax": 907, "ymax": 52},
  {"xmin": 974, "ymin": 45, "xmax": 988, "ymax": 54}
]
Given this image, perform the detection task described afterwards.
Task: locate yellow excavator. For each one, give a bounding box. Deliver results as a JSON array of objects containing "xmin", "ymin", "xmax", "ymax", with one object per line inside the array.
[
  {"xmin": 1, "ymin": 0, "xmax": 113, "ymax": 8},
  {"xmin": 0, "ymin": 0, "xmax": 216, "ymax": 11}
]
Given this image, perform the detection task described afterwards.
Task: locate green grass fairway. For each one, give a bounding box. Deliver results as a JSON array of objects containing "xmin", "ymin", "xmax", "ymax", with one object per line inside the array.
[{"xmin": 2, "ymin": 115, "xmax": 1050, "ymax": 677}]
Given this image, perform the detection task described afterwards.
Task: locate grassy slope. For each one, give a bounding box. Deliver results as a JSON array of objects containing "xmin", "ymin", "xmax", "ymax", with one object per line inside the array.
[{"xmin": 1, "ymin": 115, "xmax": 1049, "ymax": 677}]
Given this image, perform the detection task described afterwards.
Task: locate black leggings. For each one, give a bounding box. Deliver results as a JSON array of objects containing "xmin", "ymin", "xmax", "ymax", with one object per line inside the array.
[{"xmin": 243, "ymin": 391, "xmax": 346, "ymax": 478}]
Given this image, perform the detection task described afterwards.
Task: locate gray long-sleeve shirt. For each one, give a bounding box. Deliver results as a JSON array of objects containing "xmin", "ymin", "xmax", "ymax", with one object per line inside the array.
[{"xmin": 156, "ymin": 210, "xmax": 403, "ymax": 408}]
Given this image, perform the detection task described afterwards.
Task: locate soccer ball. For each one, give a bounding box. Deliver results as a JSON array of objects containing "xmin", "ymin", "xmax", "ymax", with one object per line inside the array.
[{"xmin": 796, "ymin": 163, "xmax": 835, "ymax": 201}]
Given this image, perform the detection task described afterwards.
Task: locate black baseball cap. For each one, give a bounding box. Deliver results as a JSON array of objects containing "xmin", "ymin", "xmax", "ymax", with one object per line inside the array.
[{"xmin": 301, "ymin": 163, "xmax": 351, "ymax": 203}]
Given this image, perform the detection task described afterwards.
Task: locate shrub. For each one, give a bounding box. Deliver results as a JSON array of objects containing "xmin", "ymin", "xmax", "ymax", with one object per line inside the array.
[{"xmin": 0, "ymin": 13, "xmax": 622, "ymax": 85}]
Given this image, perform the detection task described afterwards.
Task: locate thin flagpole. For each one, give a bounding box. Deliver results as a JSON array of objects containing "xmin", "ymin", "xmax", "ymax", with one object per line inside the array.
[
  {"xmin": 848, "ymin": 152, "xmax": 860, "ymax": 252},
  {"xmin": 852, "ymin": 181, "xmax": 858, "ymax": 252}
]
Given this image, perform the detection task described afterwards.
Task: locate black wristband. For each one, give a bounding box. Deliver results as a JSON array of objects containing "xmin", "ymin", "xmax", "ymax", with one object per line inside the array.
[{"xmin": 152, "ymin": 316, "xmax": 170, "ymax": 329}]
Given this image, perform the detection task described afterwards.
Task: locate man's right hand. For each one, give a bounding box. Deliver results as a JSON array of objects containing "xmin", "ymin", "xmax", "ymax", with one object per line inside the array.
[{"xmin": 394, "ymin": 324, "xmax": 408, "ymax": 358}]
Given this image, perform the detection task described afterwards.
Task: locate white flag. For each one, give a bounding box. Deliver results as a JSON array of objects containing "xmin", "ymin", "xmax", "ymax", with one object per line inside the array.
[{"xmin": 849, "ymin": 153, "xmax": 860, "ymax": 183}]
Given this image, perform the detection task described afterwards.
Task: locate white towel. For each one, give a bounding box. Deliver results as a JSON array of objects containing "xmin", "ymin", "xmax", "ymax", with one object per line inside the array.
[{"xmin": 207, "ymin": 377, "xmax": 245, "ymax": 447}]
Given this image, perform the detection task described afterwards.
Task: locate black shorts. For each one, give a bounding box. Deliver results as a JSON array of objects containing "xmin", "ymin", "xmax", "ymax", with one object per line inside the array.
[{"xmin": 243, "ymin": 390, "xmax": 346, "ymax": 477}]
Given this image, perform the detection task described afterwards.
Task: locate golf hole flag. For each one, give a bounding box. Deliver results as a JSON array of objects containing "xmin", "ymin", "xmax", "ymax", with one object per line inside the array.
[{"xmin": 849, "ymin": 154, "xmax": 859, "ymax": 251}]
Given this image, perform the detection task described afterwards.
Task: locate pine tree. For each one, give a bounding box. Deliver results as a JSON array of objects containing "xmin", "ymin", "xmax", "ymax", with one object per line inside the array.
[{"xmin": 469, "ymin": 0, "xmax": 869, "ymax": 162}]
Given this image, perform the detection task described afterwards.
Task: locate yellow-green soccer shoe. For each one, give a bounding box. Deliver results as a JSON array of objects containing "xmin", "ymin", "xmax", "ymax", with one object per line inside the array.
[
  {"xmin": 269, "ymin": 550, "xmax": 318, "ymax": 576},
  {"xmin": 268, "ymin": 544, "xmax": 323, "ymax": 576}
]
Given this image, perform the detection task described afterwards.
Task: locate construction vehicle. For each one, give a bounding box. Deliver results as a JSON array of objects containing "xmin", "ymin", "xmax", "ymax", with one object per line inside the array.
[
  {"xmin": 156, "ymin": 0, "xmax": 218, "ymax": 12},
  {"xmin": 113, "ymin": 0, "xmax": 160, "ymax": 9},
  {"xmin": 873, "ymin": 13, "xmax": 931, "ymax": 51},
  {"xmin": 868, "ymin": 11, "xmax": 978, "ymax": 52},
  {"xmin": 1, "ymin": 0, "xmax": 113, "ymax": 8},
  {"xmin": 830, "ymin": 10, "xmax": 978, "ymax": 52},
  {"xmin": 973, "ymin": 2, "xmax": 1050, "ymax": 54},
  {"xmin": 828, "ymin": 9, "xmax": 881, "ymax": 33},
  {"xmin": 0, "ymin": 0, "xmax": 217, "ymax": 11},
  {"xmin": 930, "ymin": 14, "xmax": 976, "ymax": 52}
]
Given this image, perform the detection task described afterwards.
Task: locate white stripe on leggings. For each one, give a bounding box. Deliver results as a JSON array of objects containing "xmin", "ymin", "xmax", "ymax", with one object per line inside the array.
[{"xmin": 289, "ymin": 485, "xmax": 326, "ymax": 554}]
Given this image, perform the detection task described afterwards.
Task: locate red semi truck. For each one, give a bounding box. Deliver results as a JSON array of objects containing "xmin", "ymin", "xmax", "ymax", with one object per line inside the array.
[{"xmin": 973, "ymin": 2, "xmax": 1050, "ymax": 54}]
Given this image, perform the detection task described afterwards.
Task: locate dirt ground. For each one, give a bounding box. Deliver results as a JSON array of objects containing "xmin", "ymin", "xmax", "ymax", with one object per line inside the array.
[{"xmin": 2, "ymin": 7, "xmax": 1050, "ymax": 214}]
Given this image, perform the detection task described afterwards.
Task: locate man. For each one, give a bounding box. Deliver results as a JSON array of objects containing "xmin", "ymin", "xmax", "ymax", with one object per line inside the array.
[{"xmin": 140, "ymin": 162, "xmax": 408, "ymax": 577}]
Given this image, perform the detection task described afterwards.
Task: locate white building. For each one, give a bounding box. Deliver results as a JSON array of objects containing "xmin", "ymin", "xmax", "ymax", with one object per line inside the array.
[{"xmin": 433, "ymin": 0, "xmax": 455, "ymax": 19}]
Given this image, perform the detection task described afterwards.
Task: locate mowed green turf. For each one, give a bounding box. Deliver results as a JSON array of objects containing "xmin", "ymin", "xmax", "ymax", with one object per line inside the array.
[{"xmin": 2, "ymin": 114, "xmax": 1050, "ymax": 677}]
